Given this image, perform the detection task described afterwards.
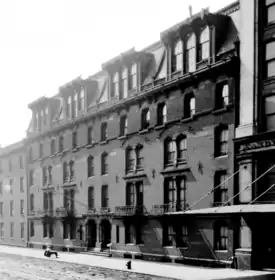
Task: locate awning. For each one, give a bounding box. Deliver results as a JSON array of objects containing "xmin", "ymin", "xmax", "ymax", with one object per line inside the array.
[{"xmin": 167, "ymin": 204, "xmax": 275, "ymax": 215}]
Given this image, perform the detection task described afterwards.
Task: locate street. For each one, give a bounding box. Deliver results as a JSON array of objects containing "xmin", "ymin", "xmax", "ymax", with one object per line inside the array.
[{"xmin": 0, "ymin": 252, "xmax": 171, "ymax": 280}]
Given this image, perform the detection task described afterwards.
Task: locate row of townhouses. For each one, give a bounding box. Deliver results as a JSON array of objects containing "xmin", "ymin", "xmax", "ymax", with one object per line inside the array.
[{"xmin": 0, "ymin": 0, "xmax": 275, "ymax": 271}]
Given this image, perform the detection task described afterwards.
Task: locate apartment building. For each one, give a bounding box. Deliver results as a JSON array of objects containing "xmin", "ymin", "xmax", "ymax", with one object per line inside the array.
[
  {"xmin": 0, "ymin": 141, "xmax": 27, "ymax": 247},
  {"xmin": 23, "ymin": 1, "xmax": 241, "ymax": 267}
]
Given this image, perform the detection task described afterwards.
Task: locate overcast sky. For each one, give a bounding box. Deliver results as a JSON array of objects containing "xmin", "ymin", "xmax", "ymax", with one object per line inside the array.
[{"xmin": 0, "ymin": 0, "xmax": 234, "ymax": 147}]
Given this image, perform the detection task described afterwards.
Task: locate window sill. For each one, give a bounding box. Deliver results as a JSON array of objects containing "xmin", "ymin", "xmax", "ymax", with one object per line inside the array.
[
  {"xmin": 163, "ymin": 246, "xmax": 174, "ymax": 249},
  {"xmin": 214, "ymin": 155, "xmax": 228, "ymax": 159},
  {"xmin": 99, "ymin": 140, "xmax": 108, "ymax": 145},
  {"xmin": 181, "ymin": 116, "xmax": 194, "ymax": 123},
  {"xmin": 88, "ymin": 175, "xmax": 95, "ymax": 179},
  {"xmin": 118, "ymin": 135, "xmax": 127, "ymax": 140},
  {"xmin": 125, "ymin": 243, "xmax": 135, "ymax": 246},
  {"xmin": 72, "ymin": 148, "xmax": 78, "ymax": 153},
  {"xmin": 139, "ymin": 128, "xmax": 149, "ymax": 134},
  {"xmin": 212, "ymin": 106, "xmax": 231, "ymax": 115},
  {"xmin": 101, "ymin": 173, "xmax": 108, "ymax": 176},
  {"xmin": 86, "ymin": 144, "xmax": 94, "ymax": 149},
  {"xmin": 214, "ymin": 250, "xmax": 228, "ymax": 253},
  {"xmin": 155, "ymin": 124, "xmax": 166, "ymax": 130}
]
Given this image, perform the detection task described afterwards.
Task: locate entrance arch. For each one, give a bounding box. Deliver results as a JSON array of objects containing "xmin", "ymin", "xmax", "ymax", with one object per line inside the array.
[
  {"xmin": 87, "ymin": 220, "xmax": 97, "ymax": 249},
  {"xmin": 100, "ymin": 219, "xmax": 111, "ymax": 249}
]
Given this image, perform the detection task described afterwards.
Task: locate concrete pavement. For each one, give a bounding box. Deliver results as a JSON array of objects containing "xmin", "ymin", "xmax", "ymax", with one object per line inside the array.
[{"xmin": 0, "ymin": 245, "xmax": 274, "ymax": 280}]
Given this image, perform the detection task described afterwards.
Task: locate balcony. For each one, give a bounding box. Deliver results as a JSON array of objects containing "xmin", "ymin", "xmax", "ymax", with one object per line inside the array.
[
  {"xmin": 27, "ymin": 209, "xmax": 54, "ymax": 218},
  {"xmin": 55, "ymin": 207, "xmax": 76, "ymax": 218},
  {"xmin": 114, "ymin": 205, "xmax": 145, "ymax": 217},
  {"xmin": 99, "ymin": 207, "xmax": 112, "ymax": 216},
  {"xmin": 151, "ymin": 202, "xmax": 186, "ymax": 215}
]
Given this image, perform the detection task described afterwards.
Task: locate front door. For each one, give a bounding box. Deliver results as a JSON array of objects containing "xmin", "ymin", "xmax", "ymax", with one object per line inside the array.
[
  {"xmin": 101, "ymin": 220, "xmax": 111, "ymax": 249},
  {"xmin": 88, "ymin": 220, "xmax": 97, "ymax": 248}
]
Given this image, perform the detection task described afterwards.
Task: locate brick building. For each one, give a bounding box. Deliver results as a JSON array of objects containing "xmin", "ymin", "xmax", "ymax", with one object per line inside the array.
[
  {"xmin": 0, "ymin": 141, "xmax": 27, "ymax": 247},
  {"xmin": 23, "ymin": 1, "xmax": 241, "ymax": 266}
]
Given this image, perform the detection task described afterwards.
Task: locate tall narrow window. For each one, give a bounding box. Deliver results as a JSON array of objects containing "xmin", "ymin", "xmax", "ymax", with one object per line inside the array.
[
  {"xmin": 10, "ymin": 222, "xmax": 14, "ymax": 238},
  {"xmin": 50, "ymin": 138, "xmax": 55, "ymax": 155},
  {"xmin": 19, "ymin": 155, "xmax": 23, "ymax": 169},
  {"xmin": 215, "ymin": 125, "xmax": 229, "ymax": 157},
  {"xmin": 0, "ymin": 181, "xmax": 2, "ymax": 195},
  {"xmin": 44, "ymin": 108, "xmax": 48, "ymax": 126},
  {"xmin": 129, "ymin": 64, "xmax": 137, "ymax": 90},
  {"xmin": 266, "ymin": 42, "xmax": 275, "ymax": 78},
  {"xmin": 40, "ymin": 110, "xmax": 44, "ymax": 129},
  {"xmin": 30, "ymin": 194, "xmax": 34, "ymax": 212},
  {"xmin": 20, "ymin": 177, "xmax": 24, "ymax": 193},
  {"xmin": 72, "ymin": 131, "xmax": 77, "ymax": 149},
  {"xmin": 101, "ymin": 122, "xmax": 108, "ymax": 141},
  {"xmin": 112, "ymin": 72, "xmax": 119, "ymax": 97},
  {"xmin": 35, "ymin": 112, "xmax": 39, "ymax": 130},
  {"xmin": 29, "ymin": 170, "xmax": 34, "ymax": 186},
  {"xmin": 79, "ymin": 87, "xmax": 85, "ymax": 111},
  {"xmin": 214, "ymin": 222, "xmax": 228, "ymax": 251},
  {"xmin": 10, "ymin": 201, "xmax": 14, "ymax": 216},
  {"xmin": 101, "ymin": 152, "xmax": 108, "ymax": 175},
  {"xmin": 30, "ymin": 220, "xmax": 35, "ymax": 237},
  {"xmin": 48, "ymin": 166, "xmax": 52, "ymax": 184},
  {"xmin": 214, "ymin": 171, "xmax": 229, "ymax": 205},
  {"xmin": 67, "ymin": 96, "xmax": 72, "ymax": 118},
  {"xmin": 126, "ymin": 148, "xmax": 136, "ymax": 173},
  {"xmin": 87, "ymin": 155, "xmax": 94, "ymax": 177},
  {"xmin": 267, "ymin": 0, "xmax": 275, "ymax": 24},
  {"xmin": 157, "ymin": 103, "xmax": 167, "ymax": 126},
  {"xmin": 48, "ymin": 191, "xmax": 53, "ymax": 210},
  {"xmin": 122, "ymin": 68, "xmax": 128, "ymax": 99},
  {"xmin": 0, "ymin": 202, "xmax": 3, "ymax": 216},
  {"xmin": 198, "ymin": 27, "xmax": 210, "ymax": 61},
  {"xmin": 136, "ymin": 145, "xmax": 144, "ymax": 170},
  {"xmin": 69, "ymin": 161, "xmax": 75, "ymax": 180},
  {"xmin": 0, "ymin": 223, "xmax": 4, "ymax": 238},
  {"xmin": 63, "ymin": 162, "xmax": 69, "ymax": 183},
  {"xmin": 9, "ymin": 179, "xmax": 13, "ymax": 194},
  {"xmin": 20, "ymin": 223, "xmax": 24, "ymax": 239},
  {"xmin": 177, "ymin": 136, "xmax": 187, "ymax": 162},
  {"xmin": 29, "ymin": 147, "xmax": 33, "ymax": 163},
  {"xmin": 186, "ymin": 33, "xmax": 196, "ymax": 72},
  {"xmin": 141, "ymin": 108, "xmax": 150, "ymax": 130},
  {"xmin": 172, "ymin": 40, "xmax": 183, "ymax": 72},
  {"xmin": 74, "ymin": 93, "xmax": 78, "ymax": 117},
  {"xmin": 120, "ymin": 115, "xmax": 128, "ymax": 136},
  {"xmin": 164, "ymin": 138, "xmax": 176, "ymax": 165},
  {"xmin": 8, "ymin": 159, "xmax": 12, "ymax": 172},
  {"xmin": 125, "ymin": 225, "xmax": 134, "ymax": 244},
  {"xmin": 101, "ymin": 185, "xmax": 109, "ymax": 208},
  {"xmin": 44, "ymin": 192, "xmax": 48, "ymax": 210},
  {"xmin": 87, "ymin": 126, "xmax": 94, "ymax": 145},
  {"xmin": 265, "ymin": 95, "xmax": 275, "ymax": 130},
  {"xmin": 126, "ymin": 183, "xmax": 136, "ymax": 206},
  {"xmin": 43, "ymin": 166, "xmax": 47, "ymax": 185},
  {"xmin": 184, "ymin": 94, "xmax": 195, "ymax": 118},
  {"xmin": 59, "ymin": 135, "xmax": 64, "ymax": 152},
  {"xmin": 163, "ymin": 225, "xmax": 175, "ymax": 246},
  {"xmin": 88, "ymin": 186, "xmax": 94, "ymax": 209},
  {"xmin": 216, "ymin": 82, "xmax": 229, "ymax": 109}
]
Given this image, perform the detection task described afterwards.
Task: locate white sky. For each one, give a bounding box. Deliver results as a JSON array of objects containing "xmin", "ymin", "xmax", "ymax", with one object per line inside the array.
[{"xmin": 0, "ymin": 0, "xmax": 234, "ymax": 147}]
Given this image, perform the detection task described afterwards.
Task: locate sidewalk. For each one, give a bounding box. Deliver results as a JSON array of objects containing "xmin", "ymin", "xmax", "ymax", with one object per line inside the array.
[{"xmin": 0, "ymin": 245, "xmax": 274, "ymax": 280}]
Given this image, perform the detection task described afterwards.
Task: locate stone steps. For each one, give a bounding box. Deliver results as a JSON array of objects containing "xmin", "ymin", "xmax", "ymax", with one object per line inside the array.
[{"xmin": 82, "ymin": 249, "xmax": 111, "ymax": 257}]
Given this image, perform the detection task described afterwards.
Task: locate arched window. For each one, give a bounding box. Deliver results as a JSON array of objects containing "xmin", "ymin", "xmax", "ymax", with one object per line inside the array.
[
  {"xmin": 157, "ymin": 103, "xmax": 167, "ymax": 126},
  {"xmin": 88, "ymin": 186, "xmax": 94, "ymax": 209},
  {"xmin": 101, "ymin": 185, "xmax": 109, "ymax": 208},
  {"xmin": 50, "ymin": 138, "xmax": 55, "ymax": 155},
  {"xmin": 30, "ymin": 193, "xmax": 34, "ymax": 211},
  {"xmin": 87, "ymin": 156, "xmax": 94, "ymax": 177},
  {"xmin": 101, "ymin": 152, "xmax": 108, "ymax": 175},
  {"xmin": 184, "ymin": 93, "xmax": 195, "ymax": 118},
  {"xmin": 199, "ymin": 27, "xmax": 210, "ymax": 61},
  {"xmin": 172, "ymin": 40, "xmax": 183, "ymax": 72},
  {"xmin": 177, "ymin": 135, "xmax": 187, "ymax": 161},
  {"xmin": 79, "ymin": 87, "xmax": 85, "ymax": 111},
  {"xmin": 164, "ymin": 138, "xmax": 176, "ymax": 165},
  {"xmin": 122, "ymin": 67, "xmax": 128, "ymax": 98},
  {"xmin": 186, "ymin": 33, "xmax": 196, "ymax": 72},
  {"xmin": 130, "ymin": 63, "xmax": 137, "ymax": 90},
  {"xmin": 215, "ymin": 124, "xmax": 229, "ymax": 157},
  {"xmin": 214, "ymin": 221, "xmax": 228, "ymax": 250},
  {"xmin": 126, "ymin": 147, "xmax": 136, "ymax": 173}
]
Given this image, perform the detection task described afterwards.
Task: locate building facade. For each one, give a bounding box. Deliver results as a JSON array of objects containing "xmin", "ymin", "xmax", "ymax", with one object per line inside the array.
[
  {"xmin": 22, "ymin": 1, "xmax": 241, "ymax": 267},
  {"xmin": 0, "ymin": 141, "xmax": 27, "ymax": 247}
]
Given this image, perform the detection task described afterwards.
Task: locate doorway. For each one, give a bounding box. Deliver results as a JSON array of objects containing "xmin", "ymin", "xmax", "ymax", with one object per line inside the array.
[
  {"xmin": 87, "ymin": 220, "xmax": 97, "ymax": 249},
  {"xmin": 101, "ymin": 219, "xmax": 111, "ymax": 249}
]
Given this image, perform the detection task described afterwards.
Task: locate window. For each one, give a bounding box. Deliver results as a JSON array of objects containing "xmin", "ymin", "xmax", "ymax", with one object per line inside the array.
[
  {"xmin": 74, "ymin": 93, "xmax": 78, "ymax": 117},
  {"xmin": 29, "ymin": 147, "xmax": 33, "ymax": 163},
  {"xmin": 20, "ymin": 223, "xmax": 24, "ymax": 239},
  {"xmin": 48, "ymin": 166, "xmax": 52, "ymax": 184},
  {"xmin": 79, "ymin": 87, "xmax": 85, "ymax": 111},
  {"xmin": 69, "ymin": 161, "xmax": 75, "ymax": 180},
  {"xmin": 198, "ymin": 27, "xmax": 210, "ymax": 61},
  {"xmin": 157, "ymin": 103, "xmax": 167, "ymax": 126},
  {"xmin": 267, "ymin": 0, "xmax": 275, "ymax": 23},
  {"xmin": 10, "ymin": 201, "xmax": 14, "ymax": 216},
  {"xmin": 126, "ymin": 182, "xmax": 144, "ymax": 207},
  {"xmin": 87, "ymin": 156, "xmax": 94, "ymax": 177},
  {"xmin": 40, "ymin": 110, "xmax": 44, "ymax": 128},
  {"xmin": 48, "ymin": 192, "xmax": 53, "ymax": 210},
  {"xmin": 59, "ymin": 135, "xmax": 64, "ymax": 153},
  {"xmin": 43, "ymin": 222, "xmax": 47, "ymax": 238},
  {"xmin": 116, "ymin": 225, "xmax": 120, "ymax": 243},
  {"xmin": 9, "ymin": 179, "xmax": 13, "ymax": 194},
  {"xmin": 0, "ymin": 202, "xmax": 3, "ymax": 216},
  {"xmin": 35, "ymin": 112, "xmax": 39, "ymax": 130},
  {"xmin": 186, "ymin": 33, "xmax": 196, "ymax": 72},
  {"xmin": 129, "ymin": 64, "xmax": 137, "ymax": 90},
  {"xmin": 215, "ymin": 125, "xmax": 229, "ymax": 157},
  {"xmin": 39, "ymin": 142, "xmax": 43, "ymax": 158},
  {"xmin": 101, "ymin": 122, "xmax": 108, "ymax": 141},
  {"xmin": 164, "ymin": 138, "xmax": 176, "ymax": 165},
  {"xmin": 172, "ymin": 40, "xmax": 183, "ymax": 72},
  {"xmin": 64, "ymin": 189, "xmax": 75, "ymax": 211},
  {"xmin": 125, "ymin": 225, "xmax": 134, "ymax": 244},
  {"xmin": 136, "ymin": 145, "xmax": 144, "ymax": 170},
  {"xmin": 63, "ymin": 162, "xmax": 69, "ymax": 183},
  {"xmin": 164, "ymin": 177, "xmax": 186, "ymax": 211},
  {"xmin": 19, "ymin": 155, "xmax": 23, "ymax": 169},
  {"xmin": 101, "ymin": 152, "xmax": 108, "ymax": 175},
  {"xmin": 266, "ymin": 42, "xmax": 275, "ymax": 78},
  {"xmin": 88, "ymin": 186, "xmax": 94, "ymax": 209},
  {"xmin": 112, "ymin": 72, "xmax": 119, "ymax": 97},
  {"xmin": 265, "ymin": 95, "xmax": 275, "ymax": 130},
  {"xmin": 121, "ymin": 68, "xmax": 128, "ymax": 99},
  {"xmin": 184, "ymin": 93, "xmax": 195, "ymax": 118},
  {"xmin": 216, "ymin": 82, "xmax": 229, "ymax": 109},
  {"xmin": 101, "ymin": 185, "xmax": 109, "ymax": 208},
  {"xmin": 30, "ymin": 220, "xmax": 35, "ymax": 237},
  {"xmin": 9, "ymin": 158, "xmax": 12, "ymax": 172},
  {"xmin": 72, "ymin": 131, "xmax": 77, "ymax": 149},
  {"xmin": 42, "ymin": 166, "xmax": 47, "ymax": 185},
  {"xmin": 163, "ymin": 225, "xmax": 175, "ymax": 246},
  {"xmin": 10, "ymin": 222, "xmax": 14, "ymax": 238},
  {"xmin": 214, "ymin": 172, "xmax": 229, "ymax": 206},
  {"xmin": 67, "ymin": 96, "xmax": 72, "ymax": 118},
  {"xmin": 177, "ymin": 136, "xmax": 187, "ymax": 162},
  {"xmin": 0, "ymin": 223, "xmax": 4, "ymax": 238},
  {"xmin": 0, "ymin": 181, "xmax": 2, "ymax": 195},
  {"xmin": 20, "ymin": 177, "xmax": 24, "ymax": 193},
  {"xmin": 214, "ymin": 222, "xmax": 228, "ymax": 251},
  {"xmin": 126, "ymin": 148, "xmax": 136, "ymax": 173},
  {"xmin": 44, "ymin": 108, "xmax": 48, "ymax": 126},
  {"xmin": 87, "ymin": 126, "xmax": 94, "ymax": 145},
  {"xmin": 20, "ymin": 200, "xmax": 24, "ymax": 215},
  {"xmin": 29, "ymin": 170, "xmax": 34, "ymax": 186},
  {"xmin": 141, "ymin": 108, "xmax": 150, "ymax": 130},
  {"xmin": 120, "ymin": 115, "xmax": 128, "ymax": 136},
  {"xmin": 50, "ymin": 139, "xmax": 56, "ymax": 155},
  {"xmin": 30, "ymin": 194, "xmax": 34, "ymax": 212}
]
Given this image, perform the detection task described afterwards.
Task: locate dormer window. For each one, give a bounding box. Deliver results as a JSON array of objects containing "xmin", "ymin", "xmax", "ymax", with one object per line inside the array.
[
  {"xmin": 198, "ymin": 27, "xmax": 210, "ymax": 61},
  {"xmin": 141, "ymin": 108, "xmax": 150, "ymax": 130},
  {"xmin": 121, "ymin": 68, "xmax": 128, "ymax": 99},
  {"xmin": 184, "ymin": 93, "xmax": 195, "ymax": 118},
  {"xmin": 112, "ymin": 72, "xmax": 119, "ymax": 98},
  {"xmin": 172, "ymin": 40, "xmax": 183, "ymax": 73},
  {"xmin": 129, "ymin": 64, "xmax": 137, "ymax": 90},
  {"xmin": 186, "ymin": 33, "xmax": 196, "ymax": 72},
  {"xmin": 79, "ymin": 87, "xmax": 85, "ymax": 111},
  {"xmin": 67, "ymin": 96, "xmax": 72, "ymax": 118},
  {"xmin": 74, "ymin": 93, "xmax": 78, "ymax": 117}
]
